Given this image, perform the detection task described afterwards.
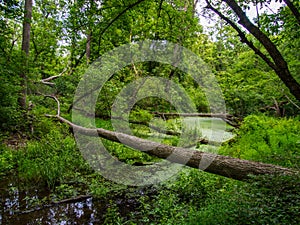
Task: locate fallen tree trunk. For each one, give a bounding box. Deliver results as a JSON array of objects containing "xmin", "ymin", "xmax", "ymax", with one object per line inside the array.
[
  {"xmin": 153, "ymin": 112, "xmax": 232, "ymax": 118},
  {"xmin": 47, "ymin": 114, "xmax": 297, "ymax": 181},
  {"xmin": 153, "ymin": 112, "xmax": 241, "ymax": 128},
  {"xmin": 113, "ymin": 117, "xmax": 181, "ymax": 136}
]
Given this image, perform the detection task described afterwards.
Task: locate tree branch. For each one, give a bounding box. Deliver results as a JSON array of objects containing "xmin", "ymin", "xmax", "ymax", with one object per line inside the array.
[
  {"xmin": 40, "ymin": 68, "xmax": 68, "ymax": 86},
  {"xmin": 153, "ymin": 112, "xmax": 240, "ymax": 127},
  {"xmin": 284, "ymin": 94, "xmax": 300, "ymax": 110},
  {"xmin": 205, "ymin": 0, "xmax": 277, "ymax": 71},
  {"xmin": 283, "ymin": 0, "xmax": 300, "ymax": 25},
  {"xmin": 222, "ymin": 0, "xmax": 284, "ymax": 68},
  {"xmin": 98, "ymin": 0, "xmax": 146, "ymax": 47},
  {"xmin": 218, "ymin": 0, "xmax": 300, "ymax": 101},
  {"xmin": 45, "ymin": 95, "xmax": 60, "ymax": 116}
]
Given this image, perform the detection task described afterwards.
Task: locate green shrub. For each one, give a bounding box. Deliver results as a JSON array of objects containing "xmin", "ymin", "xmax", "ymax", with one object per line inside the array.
[
  {"xmin": 0, "ymin": 144, "xmax": 15, "ymax": 175},
  {"xmin": 220, "ymin": 115, "xmax": 300, "ymax": 168},
  {"xmin": 17, "ymin": 129, "xmax": 90, "ymax": 188},
  {"xmin": 0, "ymin": 65, "xmax": 22, "ymax": 132},
  {"xmin": 129, "ymin": 109, "xmax": 153, "ymax": 122},
  {"xmin": 189, "ymin": 175, "xmax": 300, "ymax": 225}
]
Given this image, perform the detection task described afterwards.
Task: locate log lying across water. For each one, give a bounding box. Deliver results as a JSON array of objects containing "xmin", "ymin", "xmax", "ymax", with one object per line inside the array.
[
  {"xmin": 153, "ymin": 112, "xmax": 231, "ymax": 118},
  {"xmin": 47, "ymin": 114, "xmax": 298, "ymax": 181},
  {"xmin": 152, "ymin": 112, "xmax": 241, "ymax": 128}
]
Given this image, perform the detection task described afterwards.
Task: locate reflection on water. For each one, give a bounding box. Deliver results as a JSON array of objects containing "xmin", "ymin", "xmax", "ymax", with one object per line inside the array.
[{"xmin": 0, "ymin": 176, "xmax": 143, "ymax": 225}]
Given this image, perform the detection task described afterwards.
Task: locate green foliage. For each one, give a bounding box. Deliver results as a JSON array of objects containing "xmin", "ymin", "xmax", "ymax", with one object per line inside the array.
[
  {"xmin": 0, "ymin": 145, "xmax": 15, "ymax": 175},
  {"xmin": 17, "ymin": 129, "xmax": 90, "ymax": 189},
  {"xmin": 216, "ymin": 49, "xmax": 286, "ymax": 117},
  {"xmin": 189, "ymin": 174, "xmax": 300, "ymax": 225},
  {"xmin": 51, "ymin": 184, "xmax": 79, "ymax": 201},
  {"xmin": 112, "ymin": 169, "xmax": 299, "ymax": 225},
  {"xmin": 164, "ymin": 169, "xmax": 209, "ymax": 208},
  {"xmin": 129, "ymin": 109, "xmax": 153, "ymax": 123},
  {"xmin": 120, "ymin": 170, "xmax": 227, "ymax": 224},
  {"xmin": 260, "ymin": 2, "xmax": 300, "ymax": 83},
  {"xmin": 0, "ymin": 55, "xmax": 23, "ymax": 132},
  {"xmin": 0, "ymin": 1, "xmax": 299, "ymax": 224},
  {"xmin": 220, "ymin": 115, "xmax": 300, "ymax": 168},
  {"xmin": 89, "ymin": 179, "xmax": 110, "ymax": 198},
  {"xmin": 138, "ymin": 192, "xmax": 188, "ymax": 224},
  {"xmin": 29, "ymin": 104, "xmax": 62, "ymax": 135},
  {"xmin": 104, "ymin": 200, "xmax": 124, "ymax": 225},
  {"xmin": 102, "ymin": 139, "xmax": 157, "ymax": 165}
]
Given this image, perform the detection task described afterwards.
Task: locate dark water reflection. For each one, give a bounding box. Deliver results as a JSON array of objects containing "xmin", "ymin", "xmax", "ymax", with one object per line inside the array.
[
  {"xmin": 2, "ymin": 197, "xmax": 106, "ymax": 224},
  {"xmin": 1, "ymin": 181, "xmax": 97, "ymax": 224},
  {"xmin": 0, "ymin": 176, "xmax": 143, "ymax": 224}
]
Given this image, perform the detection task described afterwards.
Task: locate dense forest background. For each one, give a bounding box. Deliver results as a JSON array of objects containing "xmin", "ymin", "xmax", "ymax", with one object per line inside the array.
[{"xmin": 0, "ymin": 0, "xmax": 299, "ymax": 224}]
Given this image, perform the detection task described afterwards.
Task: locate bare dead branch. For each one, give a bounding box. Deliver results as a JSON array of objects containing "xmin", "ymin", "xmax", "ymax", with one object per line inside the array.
[
  {"xmin": 285, "ymin": 94, "xmax": 300, "ymax": 110},
  {"xmin": 153, "ymin": 112, "xmax": 233, "ymax": 118},
  {"xmin": 40, "ymin": 68, "xmax": 68, "ymax": 86},
  {"xmin": 153, "ymin": 111, "xmax": 240, "ymax": 127},
  {"xmin": 44, "ymin": 95, "xmax": 60, "ymax": 116}
]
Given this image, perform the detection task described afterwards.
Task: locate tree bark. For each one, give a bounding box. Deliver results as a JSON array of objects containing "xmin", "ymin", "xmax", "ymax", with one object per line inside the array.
[
  {"xmin": 47, "ymin": 115, "xmax": 297, "ymax": 181},
  {"xmin": 22, "ymin": 0, "xmax": 32, "ymax": 56},
  {"xmin": 18, "ymin": 0, "xmax": 32, "ymax": 109}
]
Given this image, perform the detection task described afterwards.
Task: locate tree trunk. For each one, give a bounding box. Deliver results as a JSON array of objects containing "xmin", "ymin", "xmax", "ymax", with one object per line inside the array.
[
  {"xmin": 18, "ymin": 0, "xmax": 32, "ymax": 109},
  {"xmin": 22, "ymin": 0, "xmax": 32, "ymax": 56},
  {"xmin": 153, "ymin": 112, "xmax": 232, "ymax": 118},
  {"xmin": 86, "ymin": 31, "xmax": 92, "ymax": 65},
  {"xmin": 49, "ymin": 115, "xmax": 297, "ymax": 181}
]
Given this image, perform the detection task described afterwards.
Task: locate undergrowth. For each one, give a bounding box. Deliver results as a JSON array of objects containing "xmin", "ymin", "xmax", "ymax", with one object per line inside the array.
[
  {"xmin": 1, "ymin": 114, "xmax": 299, "ymax": 224},
  {"xmin": 220, "ymin": 114, "xmax": 300, "ymax": 168}
]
